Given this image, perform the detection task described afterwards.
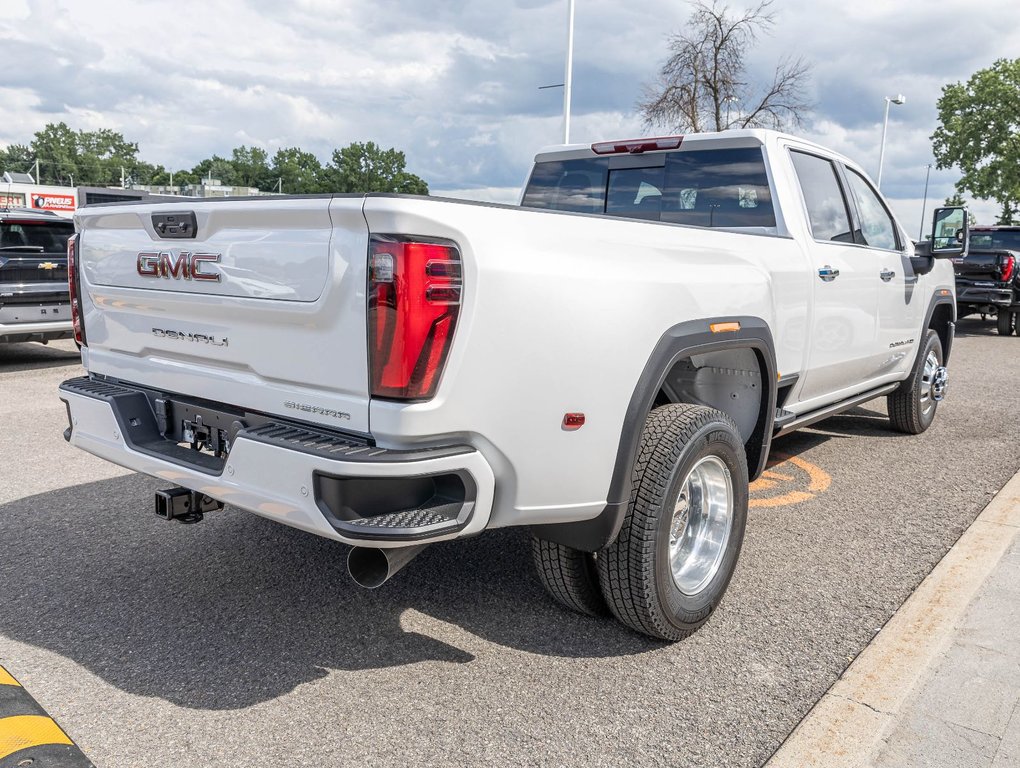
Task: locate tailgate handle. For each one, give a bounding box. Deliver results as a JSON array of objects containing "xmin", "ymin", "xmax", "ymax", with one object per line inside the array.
[{"xmin": 152, "ymin": 211, "xmax": 197, "ymax": 239}]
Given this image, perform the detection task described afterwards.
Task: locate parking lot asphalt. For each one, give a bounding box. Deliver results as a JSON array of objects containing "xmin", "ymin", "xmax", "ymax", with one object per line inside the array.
[{"xmin": 1, "ymin": 320, "xmax": 1018, "ymax": 768}]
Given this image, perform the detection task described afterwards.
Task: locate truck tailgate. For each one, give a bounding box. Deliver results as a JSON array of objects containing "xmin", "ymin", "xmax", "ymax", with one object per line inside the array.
[
  {"xmin": 76, "ymin": 196, "xmax": 373, "ymax": 433},
  {"xmin": 952, "ymin": 250, "xmax": 1007, "ymax": 281}
]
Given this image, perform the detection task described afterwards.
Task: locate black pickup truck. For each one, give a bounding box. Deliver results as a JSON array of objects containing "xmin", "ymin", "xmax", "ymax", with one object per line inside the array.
[
  {"xmin": 0, "ymin": 208, "xmax": 75, "ymax": 344},
  {"xmin": 952, "ymin": 225, "xmax": 1020, "ymax": 335}
]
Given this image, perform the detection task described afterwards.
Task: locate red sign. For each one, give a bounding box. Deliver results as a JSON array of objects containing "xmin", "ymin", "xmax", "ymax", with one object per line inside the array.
[{"xmin": 31, "ymin": 193, "xmax": 76, "ymax": 212}]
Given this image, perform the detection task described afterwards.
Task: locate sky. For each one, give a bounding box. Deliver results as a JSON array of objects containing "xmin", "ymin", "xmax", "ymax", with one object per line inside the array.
[{"xmin": 1, "ymin": 0, "xmax": 1019, "ymax": 228}]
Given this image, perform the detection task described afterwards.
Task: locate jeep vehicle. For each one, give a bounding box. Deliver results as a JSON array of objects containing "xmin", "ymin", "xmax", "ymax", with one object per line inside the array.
[
  {"xmin": 0, "ymin": 208, "xmax": 74, "ymax": 344},
  {"xmin": 59, "ymin": 130, "xmax": 962, "ymax": 641},
  {"xmin": 950, "ymin": 226, "xmax": 1020, "ymax": 335}
]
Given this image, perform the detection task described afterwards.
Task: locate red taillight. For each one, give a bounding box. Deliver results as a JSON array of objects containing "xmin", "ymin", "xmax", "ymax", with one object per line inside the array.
[
  {"xmin": 591, "ymin": 136, "xmax": 683, "ymax": 155},
  {"xmin": 368, "ymin": 237, "xmax": 462, "ymax": 400},
  {"xmin": 1000, "ymin": 254, "xmax": 1015, "ymax": 283},
  {"xmin": 67, "ymin": 234, "xmax": 86, "ymax": 346}
]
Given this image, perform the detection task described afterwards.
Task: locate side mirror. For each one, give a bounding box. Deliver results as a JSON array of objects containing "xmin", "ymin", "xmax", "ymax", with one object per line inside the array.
[{"xmin": 930, "ymin": 206, "xmax": 969, "ymax": 258}]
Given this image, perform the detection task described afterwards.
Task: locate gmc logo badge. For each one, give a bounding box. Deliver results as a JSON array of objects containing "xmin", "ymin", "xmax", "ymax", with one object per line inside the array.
[{"xmin": 137, "ymin": 251, "xmax": 221, "ymax": 282}]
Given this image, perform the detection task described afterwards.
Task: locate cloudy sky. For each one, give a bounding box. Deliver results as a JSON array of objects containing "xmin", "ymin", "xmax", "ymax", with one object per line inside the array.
[{"xmin": 2, "ymin": 0, "xmax": 1018, "ymax": 227}]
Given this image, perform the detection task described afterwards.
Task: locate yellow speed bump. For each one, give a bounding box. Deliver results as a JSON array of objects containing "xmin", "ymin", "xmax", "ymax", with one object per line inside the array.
[
  {"xmin": 0, "ymin": 715, "xmax": 74, "ymax": 760},
  {"xmin": 0, "ymin": 664, "xmax": 92, "ymax": 765}
]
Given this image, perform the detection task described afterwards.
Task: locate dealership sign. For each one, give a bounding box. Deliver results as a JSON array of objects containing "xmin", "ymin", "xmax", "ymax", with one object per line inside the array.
[
  {"xmin": 32, "ymin": 193, "xmax": 77, "ymax": 212},
  {"xmin": 1, "ymin": 192, "xmax": 26, "ymax": 208}
]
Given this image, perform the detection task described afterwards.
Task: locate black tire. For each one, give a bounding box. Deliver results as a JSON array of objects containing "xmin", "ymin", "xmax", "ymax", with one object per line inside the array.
[
  {"xmin": 597, "ymin": 404, "xmax": 748, "ymax": 641},
  {"xmin": 888, "ymin": 329, "xmax": 944, "ymax": 434},
  {"xmin": 997, "ymin": 310, "xmax": 1014, "ymax": 336},
  {"xmin": 530, "ymin": 536, "xmax": 608, "ymax": 616}
]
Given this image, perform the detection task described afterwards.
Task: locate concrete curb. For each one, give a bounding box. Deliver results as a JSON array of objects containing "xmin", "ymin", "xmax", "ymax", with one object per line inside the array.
[{"xmin": 766, "ymin": 467, "xmax": 1020, "ymax": 768}]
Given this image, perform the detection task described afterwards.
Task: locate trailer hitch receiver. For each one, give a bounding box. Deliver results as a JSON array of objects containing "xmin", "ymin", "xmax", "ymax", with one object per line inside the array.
[{"xmin": 154, "ymin": 487, "xmax": 224, "ymax": 524}]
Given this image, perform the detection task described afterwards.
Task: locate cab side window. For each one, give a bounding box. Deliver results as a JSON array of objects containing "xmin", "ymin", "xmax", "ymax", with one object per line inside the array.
[
  {"xmin": 790, "ymin": 151, "xmax": 854, "ymax": 243},
  {"xmin": 845, "ymin": 169, "xmax": 900, "ymax": 250}
]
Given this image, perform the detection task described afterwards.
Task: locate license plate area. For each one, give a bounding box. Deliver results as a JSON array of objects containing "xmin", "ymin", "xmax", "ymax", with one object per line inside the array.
[
  {"xmin": 0, "ymin": 303, "xmax": 67, "ymax": 324},
  {"xmin": 156, "ymin": 398, "xmax": 252, "ymax": 460}
]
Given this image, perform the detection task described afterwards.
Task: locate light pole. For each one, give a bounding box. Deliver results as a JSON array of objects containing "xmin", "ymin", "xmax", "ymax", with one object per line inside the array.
[
  {"xmin": 919, "ymin": 163, "xmax": 933, "ymax": 241},
  {"xmin": 537, "ymin": 0, "xmax": 576, "ymax": 144},
  {"xmin": 563, "ymin": 0, "xmax": 575, "ymax": 144},
  {"xmin": 877, "ymin": 94, "xmax": 905, "ymax": 189}
]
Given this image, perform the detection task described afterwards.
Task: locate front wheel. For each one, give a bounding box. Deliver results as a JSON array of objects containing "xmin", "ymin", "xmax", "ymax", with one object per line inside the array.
[
  {"xmin": 997, "ymin": 310, "xmax": 1014, "ymax": 336},
  {"xmin": 597, "ymin": 404, "xmax": 748, "ymax": 641},
  {"xmin": 887, "ymin": 329, "xmax": 945, "ymax": 434}
]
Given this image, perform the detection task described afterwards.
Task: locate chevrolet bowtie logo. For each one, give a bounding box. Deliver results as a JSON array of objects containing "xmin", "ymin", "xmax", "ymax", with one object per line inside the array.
[{"xmin": 38, "ymin": 262, "xmax": 58, "ymax": 270}]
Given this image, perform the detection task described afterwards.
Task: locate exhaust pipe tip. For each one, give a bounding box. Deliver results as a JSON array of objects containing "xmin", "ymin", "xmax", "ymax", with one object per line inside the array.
[{"xmin": 347, "ymin": 544, "xmax": 427, "ymax": 589}]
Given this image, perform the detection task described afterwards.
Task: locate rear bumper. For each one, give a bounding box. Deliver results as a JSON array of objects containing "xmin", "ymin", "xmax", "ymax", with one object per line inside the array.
[
  {"xmin": 59, "ymin": 376, "xmax": 495, "ymax": 547},
  {"xmin": 0, "ymin": 318, "xmax": 73, "ymax": 343},
  {"xmin": 955, "ymin": 283, "xmax": 1013, "ymax": 307}
]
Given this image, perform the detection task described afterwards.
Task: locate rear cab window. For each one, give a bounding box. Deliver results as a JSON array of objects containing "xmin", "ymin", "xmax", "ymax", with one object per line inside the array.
[
  {"xmin": 971, "ymin": 230, "xmax": 1020, "ymax": 251},
  {"xmin": 0, "ymin": 220, "xmax": 74, "ymax": 254},
  {"xmin": 521, "ymin": 145, "xmax": 777, "ymax": 231}
]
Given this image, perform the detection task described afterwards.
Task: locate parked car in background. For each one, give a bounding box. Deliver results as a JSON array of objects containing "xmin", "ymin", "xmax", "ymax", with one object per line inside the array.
[
  {"xmin": 0, "ymin": 207, "xmax": 74, "ymax": 344},
  {"xmin": 951, "ymin": 225, "xmax": 1020, "ymax": 335}
]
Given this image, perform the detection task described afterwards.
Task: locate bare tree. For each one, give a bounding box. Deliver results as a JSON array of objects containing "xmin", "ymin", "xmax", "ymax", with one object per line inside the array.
[{"xmin": 639, "ymin": 0, "xmax": 812, "ymax": 133}]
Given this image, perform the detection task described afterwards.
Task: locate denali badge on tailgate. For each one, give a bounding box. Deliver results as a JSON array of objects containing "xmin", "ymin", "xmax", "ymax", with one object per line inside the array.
[
  {"xmin": 152, "ymin": 328, "xmax": 228, "ymax": 346},
  {"xmin": 137, "ymin": 251, "xmax": 221, "ymax": 282}
]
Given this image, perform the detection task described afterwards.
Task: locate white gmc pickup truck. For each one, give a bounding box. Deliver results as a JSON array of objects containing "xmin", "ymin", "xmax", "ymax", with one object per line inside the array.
[{"xmin": 59, "ymin": 130, "xmax": 966, "ymax": 641}]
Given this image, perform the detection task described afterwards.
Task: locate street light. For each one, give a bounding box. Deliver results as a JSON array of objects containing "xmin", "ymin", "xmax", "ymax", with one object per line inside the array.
[
  {"xmin": 919, "ymin": 163, "xmax": 933, "ymax": 241},
  {"xmin": 876, "ymin": 94, "xmax": 905, "ymax": 190},
  {"xmin": 537, "ymin": 0, "xmax": 576, "ymax": 145},
  {"xmin": 563, "ymin": 0, "xmax": 575, "ymax": 144}
]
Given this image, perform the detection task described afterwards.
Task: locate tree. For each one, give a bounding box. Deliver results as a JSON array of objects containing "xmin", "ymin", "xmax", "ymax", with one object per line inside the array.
[
  {"xmin": 0, "ymin": 143, "xmax": 33, "ymax": 179},
  {"xmin": 27, "ymin": 122, "xmax": 148, "ymax": 185},
  {"xmin": 932, "ymin": 58, "xmax": 1020, "ymax": 225},
  {"xmin": 230, "ymin": 145, "xmax": 272, "ymax": 188},
  {"xmin": 270, "ymin": 147, "xmax": 324, "ymax": 194},
  {"xmin": 190, "ymin": 155, "xmax": 238, "ymax": 186},
  {"xmin": 638, "ymin": 0, "xmax": 811, "ymax": 133},
  {"xmin": 321, "ymin": 142, "xmax": 428, "ymax": 194}
]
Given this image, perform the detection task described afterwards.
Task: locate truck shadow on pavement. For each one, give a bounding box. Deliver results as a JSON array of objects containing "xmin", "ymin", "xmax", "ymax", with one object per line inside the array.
[
  {"xmin": 0, "ymin": 474, "xmax": 657, "ymax": 710},
  {"xmin": 0, "ymin": 341, "xmax": 81, "ymax": 373},
  {"xmin": 954, "ymin": 317, "xmax": 1000, "ymax": 338}
]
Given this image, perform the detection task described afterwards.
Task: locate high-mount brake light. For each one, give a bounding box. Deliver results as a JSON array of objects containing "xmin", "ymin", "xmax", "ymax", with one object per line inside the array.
[
  {"xmin": 67, "ymin": 234, "xmax": 86, "ymax": 346},
  {"xmin": 1000, "ymin": 254, "xmax": 1015, "ymax": 283},
  {"xmin": 368, "ymin": 237, "xmax": 462, "ymax": 400},
  {"xmin": 591, "ymin": 136, "xmax": 684, "ymax": 155}
]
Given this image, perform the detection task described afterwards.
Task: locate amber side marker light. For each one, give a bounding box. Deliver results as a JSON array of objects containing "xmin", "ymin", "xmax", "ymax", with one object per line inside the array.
[
  {"xmin": 709, "ymin": 321, "xmax": 741, "ymax": 333},
  {"xmin": 938, "ymin": 289, "xmax": 952, "ymax": 297},
  {"xmin": 562, "ymin": 413, "xmax": 586, "ymax": 431}
]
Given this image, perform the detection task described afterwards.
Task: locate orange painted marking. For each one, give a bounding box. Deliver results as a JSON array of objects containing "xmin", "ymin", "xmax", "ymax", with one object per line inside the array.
[
  {"xmin": 749, "ymin": 454, "xmax": 831, "ymax": 508},
  {"xmin": 0, "ymin": 668, "xmax": 19, "ymax": 687}
]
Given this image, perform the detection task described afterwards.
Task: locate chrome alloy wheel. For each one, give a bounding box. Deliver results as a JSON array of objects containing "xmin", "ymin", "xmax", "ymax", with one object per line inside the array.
[
  {"xmin": 918, "ymin": 350, "xmax": 942, "ymax": 414},
  {"xmin": 931, "ymin": 365, "xmax": 949, "ymax": 402},
  {"xmin": 668, "ymin": 455, "xmax": 734, "ymax": 596}
]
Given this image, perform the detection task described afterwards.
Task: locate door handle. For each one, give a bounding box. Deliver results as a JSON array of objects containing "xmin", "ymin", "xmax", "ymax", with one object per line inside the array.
[
  {"xmin": 880, "ymin": 269, "xmax": 896, "ymax": 282},
  {"xmin": 818, "ymin": 265, "xmax": 840, "ymax": 282}
]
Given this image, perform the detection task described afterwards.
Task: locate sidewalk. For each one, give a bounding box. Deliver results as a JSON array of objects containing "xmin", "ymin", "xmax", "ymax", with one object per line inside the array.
[{"xmin": 768, "ymin": 469, "xmax": 1020, "ymax": 768}]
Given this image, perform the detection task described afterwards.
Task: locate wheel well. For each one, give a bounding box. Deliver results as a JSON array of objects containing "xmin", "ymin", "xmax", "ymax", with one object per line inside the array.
[
  {"xmin": 929, "ymin": 303, "xmax": 954, "ymax": 363},
  {"xmin": 653, "ymin": 346, "xmax": 769, "ymax": 477}
]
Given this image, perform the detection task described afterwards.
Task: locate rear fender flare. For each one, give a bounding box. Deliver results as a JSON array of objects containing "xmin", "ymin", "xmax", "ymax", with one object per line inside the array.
[{"xmin": 534, "ymin": 317, "xmax": 777, "ymax": 552}]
